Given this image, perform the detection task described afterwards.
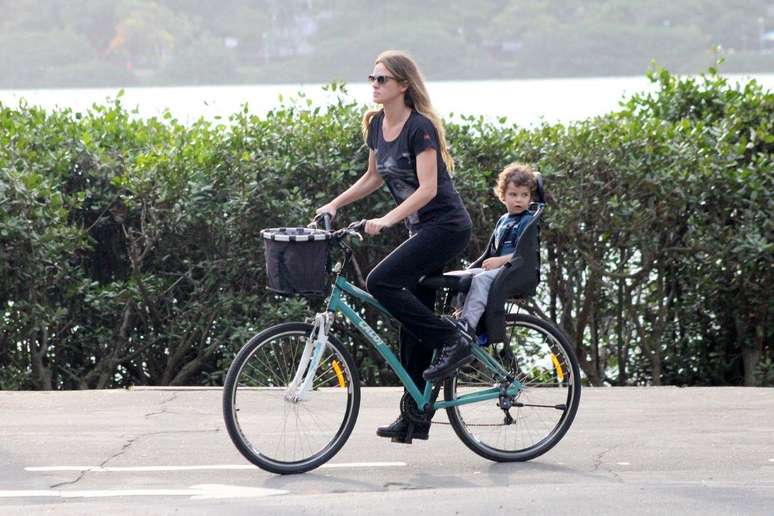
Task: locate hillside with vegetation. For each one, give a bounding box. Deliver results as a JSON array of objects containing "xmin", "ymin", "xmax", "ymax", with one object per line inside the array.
[{"xmin": 2, "ymin": 0, "xmax": 774, "ymax": 88}]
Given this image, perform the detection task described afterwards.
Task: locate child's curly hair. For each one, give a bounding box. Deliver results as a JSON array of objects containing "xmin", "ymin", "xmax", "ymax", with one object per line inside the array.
[{"xmin": 494, "ymin": 162, "xmax": 537, "ymax": 202}]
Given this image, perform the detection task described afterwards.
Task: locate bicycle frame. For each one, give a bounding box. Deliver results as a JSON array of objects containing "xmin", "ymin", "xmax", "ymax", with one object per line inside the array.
[{"xmin": 323, "ymin": 275, "xmax": 524, "ymax": 412}]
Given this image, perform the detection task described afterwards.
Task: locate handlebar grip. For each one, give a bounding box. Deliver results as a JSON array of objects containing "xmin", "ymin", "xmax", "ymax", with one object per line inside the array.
[
  {"xmin": 321, "ymin": 213, "xmax": 333, "ymax": 232},
  {"xmin": 313, "ymin": 212, "xmax": 334, "ymax": 231}
]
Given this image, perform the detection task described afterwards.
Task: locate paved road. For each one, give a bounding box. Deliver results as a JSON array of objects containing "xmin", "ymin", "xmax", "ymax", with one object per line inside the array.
[{"xmin": 1, "ymin": 387, "xmax": 772, "ymax": 515}]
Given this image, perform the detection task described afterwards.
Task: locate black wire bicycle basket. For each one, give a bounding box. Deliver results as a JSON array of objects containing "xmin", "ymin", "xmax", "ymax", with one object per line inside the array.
[{"xmin": 261, "ymin": 227, "xmax": 333, "ymax": 296}]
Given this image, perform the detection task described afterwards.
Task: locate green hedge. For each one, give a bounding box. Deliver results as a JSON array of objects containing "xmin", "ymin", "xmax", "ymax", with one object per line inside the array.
[{"xmin": 1, "ymin": 69, "xmax": 772, "ymax": 389}]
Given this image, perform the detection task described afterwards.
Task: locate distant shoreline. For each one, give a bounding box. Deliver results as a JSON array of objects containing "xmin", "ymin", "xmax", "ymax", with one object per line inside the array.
[{"xmin": 2, "ymin": 74, "xmax": 772, "ymax": 127}]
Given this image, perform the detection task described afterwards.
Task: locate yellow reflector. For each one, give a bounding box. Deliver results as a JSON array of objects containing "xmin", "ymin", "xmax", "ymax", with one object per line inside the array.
[
  {"xmin": 331, "ymin": 360, "xmax": 346, "ymax": 388},
  {"xmin": 550, "ymin": 353, "xmax": 565, "ymax": 382}
]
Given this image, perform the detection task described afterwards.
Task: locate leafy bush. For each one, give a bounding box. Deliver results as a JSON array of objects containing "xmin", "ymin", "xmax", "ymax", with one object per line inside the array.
[{"xmin": 1, "ymin": 69, "xmax": 771, "ymax": 389}]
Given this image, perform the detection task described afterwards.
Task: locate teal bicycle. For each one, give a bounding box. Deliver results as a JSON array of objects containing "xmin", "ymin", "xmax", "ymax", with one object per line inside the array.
[{"xmin": 223, "ymin": 209, "xmax": 580, "ymax": 475}]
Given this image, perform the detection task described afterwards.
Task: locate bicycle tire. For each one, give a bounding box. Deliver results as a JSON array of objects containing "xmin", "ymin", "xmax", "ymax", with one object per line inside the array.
[
  {"xmin": 223, "ymin": 322, "xmax": 360, "ymax": 474},
  {"xmin": 444, "ymin": 313, "xmax": 581, "ymax": 462}
]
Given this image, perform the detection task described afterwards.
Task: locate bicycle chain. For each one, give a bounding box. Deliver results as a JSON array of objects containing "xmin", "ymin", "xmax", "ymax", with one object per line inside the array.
[
  {"xmin": 429, "ymin": 373, "xmax": 526, "ymax": 427},
  {"xmin": 431, "ymin": 421, "xmax": 510, "ymax": 427},
  {"xmin": 403, "ymin": 382, "xmax": 518, "ymax": 427}
]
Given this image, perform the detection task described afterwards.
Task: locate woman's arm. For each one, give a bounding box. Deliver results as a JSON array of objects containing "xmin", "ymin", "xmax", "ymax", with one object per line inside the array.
[
  {"xmin": 317, "ymin": 151, "xmax": 383, "ymax": 216},
  {"xmin": 366, "ymin": 148, "xmax": 438, "ymax": 234}
]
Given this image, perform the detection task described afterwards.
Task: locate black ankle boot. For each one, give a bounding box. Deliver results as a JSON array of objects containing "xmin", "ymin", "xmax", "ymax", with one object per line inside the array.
[
  {"xmin": 422, "ymin": 332, "xmax": 474, "ymax": 382},
  {"xmin": 376, "ymin": 415, "xmax": 430, "ymax": 440}
]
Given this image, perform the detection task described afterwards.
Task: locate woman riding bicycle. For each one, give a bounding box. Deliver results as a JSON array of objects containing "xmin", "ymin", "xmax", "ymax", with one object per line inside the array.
[{"xmin": 315, "ymin": 50, "xmax": 473, "ymax": 442}]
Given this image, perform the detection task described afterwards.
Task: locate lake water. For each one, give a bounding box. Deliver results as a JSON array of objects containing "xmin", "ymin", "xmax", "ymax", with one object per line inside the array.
[{"xmin": 2, "ymin": 74, "xmax": 772, "ymax": 127}]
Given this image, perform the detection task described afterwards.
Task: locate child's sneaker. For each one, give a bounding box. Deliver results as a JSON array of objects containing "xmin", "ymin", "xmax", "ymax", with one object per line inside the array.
[
  {"xmin": 442, "ymin": 315, "xmax": 489, "ymax": 347},
  {"xmin": 441, "ymin": 315, "xmax": 475, "ymax": 343}
]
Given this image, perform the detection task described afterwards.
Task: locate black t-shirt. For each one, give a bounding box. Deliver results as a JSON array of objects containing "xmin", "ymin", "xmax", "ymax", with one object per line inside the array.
[{"xmin": 367, "ymin": 110, "xmax": 471, "ymax": 232}]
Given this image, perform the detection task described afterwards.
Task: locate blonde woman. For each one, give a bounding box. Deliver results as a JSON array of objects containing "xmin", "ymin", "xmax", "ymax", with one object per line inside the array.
[{"xmin": 316, "ymin": 50, "xmax": 473, "ymax": 442}]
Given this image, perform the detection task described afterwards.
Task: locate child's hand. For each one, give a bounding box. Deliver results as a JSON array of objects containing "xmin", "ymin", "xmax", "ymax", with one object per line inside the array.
[{"xmin": 482, "ymin": 256, "xmax": 509, "ymax": 271}]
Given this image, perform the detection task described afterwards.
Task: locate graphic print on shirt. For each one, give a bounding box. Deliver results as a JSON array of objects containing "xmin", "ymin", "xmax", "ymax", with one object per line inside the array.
[{"xmin": 377, "ymin": 152, "xmax": 420, "ymax": 227}]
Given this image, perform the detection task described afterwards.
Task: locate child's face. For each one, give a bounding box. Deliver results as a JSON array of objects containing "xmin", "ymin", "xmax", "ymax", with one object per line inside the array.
[{"xmin": 503, "ymin": 183, "xmax": 531, "ymax": 214}]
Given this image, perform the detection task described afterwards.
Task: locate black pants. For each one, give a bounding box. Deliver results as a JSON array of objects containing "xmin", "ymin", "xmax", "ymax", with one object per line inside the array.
[{"xmin": 366, "ymin": 224, "xmax": 471, "ymax": 391}]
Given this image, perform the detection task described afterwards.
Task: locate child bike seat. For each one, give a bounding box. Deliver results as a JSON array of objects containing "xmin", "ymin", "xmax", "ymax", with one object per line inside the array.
[
  {"xmin": 419, "ymin": 174, "xmax": 546, "ymax": 345},
  {"xmin": 419, "ymin": 210, "xmax": 541, "ymax": 344}
]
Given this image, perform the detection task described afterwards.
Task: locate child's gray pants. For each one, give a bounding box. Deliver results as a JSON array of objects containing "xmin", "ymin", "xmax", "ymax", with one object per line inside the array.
[{"xmin": 460, "ymin": 267, "xmax": 502, "ymax": 329}]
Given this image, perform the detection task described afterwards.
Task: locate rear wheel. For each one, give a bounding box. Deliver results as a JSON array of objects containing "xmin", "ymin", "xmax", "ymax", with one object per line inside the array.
[
  {"xmin": 444, "ymin": 313, "xmax": 580, "ymax": 462},
  {"xmin": 223, "ymin": 322, "xmax": 360, "ymax": 474}
]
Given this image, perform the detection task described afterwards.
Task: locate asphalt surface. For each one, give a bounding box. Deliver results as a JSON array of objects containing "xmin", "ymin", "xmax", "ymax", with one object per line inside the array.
[{"xmin": 1, "ymin": 387, "xmax": 772, "ymax": 515}]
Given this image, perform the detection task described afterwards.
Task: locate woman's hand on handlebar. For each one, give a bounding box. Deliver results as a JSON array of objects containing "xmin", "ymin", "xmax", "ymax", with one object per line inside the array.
[
  {"xmin": 315, "ymin": 203, "xmax": 337, "ymax": 220},
  {"xmin": 364, "ymin": 217, "xmax": 391, "ymax": 236}
]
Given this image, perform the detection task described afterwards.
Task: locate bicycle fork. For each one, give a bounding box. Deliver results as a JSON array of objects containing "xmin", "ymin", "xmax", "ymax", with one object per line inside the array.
[{"xmin": 285, "ymin": 312, "xmax": 333, "ymax": 402}]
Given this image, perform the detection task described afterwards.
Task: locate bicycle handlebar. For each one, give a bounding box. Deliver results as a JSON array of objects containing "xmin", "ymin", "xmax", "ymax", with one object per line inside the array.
[
  {"xmin": 312, "ymin": 212, "xmax": 334, "ymax": 232},
  {"xmin": 333, "ymin": 220, "xmax": 366, "ymax": 242},
  {"xmin": 310, "ymin": 213, "xmax": 365, "ymax": 242}
]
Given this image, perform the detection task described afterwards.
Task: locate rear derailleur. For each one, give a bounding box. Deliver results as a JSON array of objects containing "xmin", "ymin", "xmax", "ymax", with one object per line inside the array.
[{"xmin": 496, "ymin": 375, "xmax": 518, "ymax": 425}]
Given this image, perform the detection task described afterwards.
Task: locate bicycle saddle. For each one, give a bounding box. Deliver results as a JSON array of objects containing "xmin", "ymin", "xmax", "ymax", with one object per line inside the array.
[{"xmin": 418, "ymin": 269, "xmax": 478, "ymax": 292}]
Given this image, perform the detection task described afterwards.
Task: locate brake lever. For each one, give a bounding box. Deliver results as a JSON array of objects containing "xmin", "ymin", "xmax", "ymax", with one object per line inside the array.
[
  {"xmin": 350, "ymin": 220, "xmax": 367, "ymax": 240},
  {"xmin": 333, "ymin": 220, "xmax": 365, "ymax": 241},
  {"xmin": 348, "ymin": 219, "xmax": 367, "ymax": 231}
]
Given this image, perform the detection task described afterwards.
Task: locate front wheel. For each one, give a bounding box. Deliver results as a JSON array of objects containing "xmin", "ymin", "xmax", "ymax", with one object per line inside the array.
[
  {"xmin": 222, "ymin": 322, "xmax": 360, "ymax": 474},
  {"xmin": 444, "ymin": 313, "xmax": 581, "ymax": 462}
]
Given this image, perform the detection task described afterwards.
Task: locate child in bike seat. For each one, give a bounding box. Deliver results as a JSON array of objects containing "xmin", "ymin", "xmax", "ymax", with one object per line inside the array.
[
  {"xmin": 423, "ymin": 162, "xmax": 537, "ymax": 380},
  {"xmin": 457, "ymin": 163, "xmax": 537, "ymax": 337},
  {"xmin": 460, "ymin": 163, "xmax": 537, "ymax": 333}
]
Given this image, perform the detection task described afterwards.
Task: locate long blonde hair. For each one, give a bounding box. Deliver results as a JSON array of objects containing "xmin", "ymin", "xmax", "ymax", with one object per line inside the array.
[{"xmin": 362, "ymin": 50, "xmax": 455, "ymax": 173}]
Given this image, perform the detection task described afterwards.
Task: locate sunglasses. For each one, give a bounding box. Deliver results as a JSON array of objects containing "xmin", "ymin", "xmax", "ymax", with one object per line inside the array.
[{"xmin": 368, "ymin": 74, "xmax": 398, "ymax": 85}]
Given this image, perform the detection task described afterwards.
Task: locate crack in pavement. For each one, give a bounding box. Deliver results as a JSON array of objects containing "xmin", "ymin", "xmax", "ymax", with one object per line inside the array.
[
  {"xmin": 49, "ymin": 435, "xmax": 139, "ymax": 489},
  {"xmin": 591, "ymin": 445, "xmax": 623, "ymax": 482},
  {"xmin": 48, "ymin": 393, "xmax": 212, "ymax": 489},
  {"xmin": 144, "ymin": 392, "xmax": 178, "ymax": 419},
  {"xmin": 592, "ymin": 447, "xmax": 611, "ymax": 472},
  {"xmin": 46, "ymin": 429, "xmax": 220, "ymax": 489}
]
